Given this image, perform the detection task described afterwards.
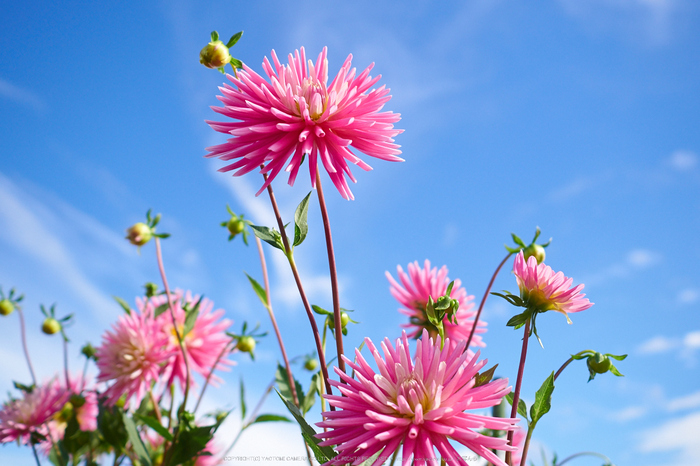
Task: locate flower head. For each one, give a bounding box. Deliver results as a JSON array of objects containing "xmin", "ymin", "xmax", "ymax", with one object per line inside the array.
[
  {"xmin": 386, "ymin": 260, "xmax": 487, "ymax": 350},
  {"xmin": 0, "ymin": 378, "xmax": 69, "ymax": 445},
  {"xmin": 316, "ymin": 330, "xmax": 518, "ymax": 466},
  {"xmin": 513, "ymin": 251, "xmax": 593, "ymax": 322},
  {"xmin": 206, "ymin": 47, "xmax": 403, "ymax": 200},
  {"xmin": 96, "ymin": 306, "xmax": 172, "ymax": 406},
  {"xmin": 138, "ymin": 290, "xmax": 233, "ymax": 391}
]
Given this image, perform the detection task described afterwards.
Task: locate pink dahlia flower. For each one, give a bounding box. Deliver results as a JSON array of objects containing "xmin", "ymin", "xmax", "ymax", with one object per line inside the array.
[
  {"xmin": 206, "ymin": 46, "xmax": 403, "ymax": 200},
  {"xmin": 139, "ymin": 290, "xmax": 233, "ymax": 392},
  {"xmin": 316, "ymin": 330, "xmax": 518, "ymax": 466},
  {"xmin": 513, "ymin": 251, "xmax": 593, "ymax": 322},
  {"xmin": 386, "ymin": 260, "xmax": 487, "ymax": 351},
  {"xmin": 96, "ymin": 306, "xmax": 172, "ymax": 406},
  {"xmin": 0, "ymin": 378, "xmax": 69, "ymax": 445}
]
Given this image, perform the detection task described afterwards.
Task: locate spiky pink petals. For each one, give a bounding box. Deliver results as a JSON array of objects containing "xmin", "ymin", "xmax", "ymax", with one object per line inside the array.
[
  {"xmin": 513, "ymin": 251, "xmax": 593, "ymax": 322},
  {"xmin": 316, "ymin": 330, "xmax": 518, "ymax": 466},
  {"xmin": 137, "ymin": 291, "xmax": 233, "ymax": 392},
  {"xmin": 386, "ymin": 260, "xmax": 487, "ymax": 350},
  {"xmin": 96, "ymin": 307, "xmax": 173, "ymax": 406},
  {"xmin": 0, "ymin": 378, "xmax": 69, "ymax": 445},
  {"xmin": 206, "ymin": 47, "xmax": 403, "ymax": 200}
]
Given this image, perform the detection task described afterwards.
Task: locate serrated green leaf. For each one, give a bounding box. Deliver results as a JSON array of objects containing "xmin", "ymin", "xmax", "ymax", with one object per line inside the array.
[
  {"xmin": 245, "ymin": 273, "xmax": 268, "ymax": 307},
  {"xmin": 113, "ymin": 296, "xmax": 132, "ymax": 315},
  {"xmin": 226, "ymin": 31, "xmax": 243, "ymax": 48},
  {"xmin": 134, "ymin": 413, "xmax": 173, "ymax": 441},
  {"xmin": 210, "ymin": 31, "xmax": 219, "ymax": 42},
  {"xmin": 123, "ymin": 413, "xmax": 152, "ymax": 466},
  {"xmin": 252, "ymin": 414, "xmax": 292, "ymax": 424},
  {"xmin": 240, "ymin": 378, "xmax": 246, "ymax": 420},
  {"xmin": 250, "ymin": 225, "xmax": 284, "ymax": 251},
  {"xmin": 530, "ymin": 372, "xmax": 555, "ymax": 425},
  {"xmin": 277, "ymin": 390, "xmax": 336, "ymax": 462},
  {"xmin": 505, "ymin": 393, "xmax": 529, "ymax": 421},
  {"xmin": 293, "ymin": 192, "xmax": 312, "ymax": 247}
]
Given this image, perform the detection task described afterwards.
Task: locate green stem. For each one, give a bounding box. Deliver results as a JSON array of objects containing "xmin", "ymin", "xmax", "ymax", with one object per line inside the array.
[
  {"xmin": 31, "ymin": 442, "xmax": 42, "ymax": 466},
  {"xmin": 17, "ymin": 308, "xmax": 37, "ymax": 385},
  {"xmin": 389, "ymin": 445, "xmax": 401, "ymax": 466},
  {"xmin": 63, "ymin": 337, "xmax": 70, "ymax": 387},
  {"xmin": 506, "ymin": 320, "xmax": 531, "ymax": 466},
  {"xmin": 555, "ymin": 451, "xmax": 614, "ymax": 466}
]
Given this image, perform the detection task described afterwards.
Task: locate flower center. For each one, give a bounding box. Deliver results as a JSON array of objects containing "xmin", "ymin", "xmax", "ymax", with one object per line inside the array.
[
  {"xmin": 297, "ymin": 77, "xmax": 327, "ymax": 120},
  {"xmin": 524, "ymin": 289, "xmax": 558, "ymax": 312},
  {"xmin": 396, "ymin": 375, "xmax": 429, "ymax": 417}
]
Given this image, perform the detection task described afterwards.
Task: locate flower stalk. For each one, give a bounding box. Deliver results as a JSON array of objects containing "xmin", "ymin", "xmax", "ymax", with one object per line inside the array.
[{"xmin": 506, "ymin": 319, "xmax": 531, "ymax": 466}]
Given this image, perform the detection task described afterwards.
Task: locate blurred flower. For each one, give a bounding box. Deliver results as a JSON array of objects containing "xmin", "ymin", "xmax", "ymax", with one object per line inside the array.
[
  {"xmin": 386, "ymin": 260, "xmax": 487, "ymax": 350},
  {"xmin": 206, "ymin": 46, "xmax": 403, "ymax": 200},
  {"xmin": 0, "ymin": 378, "xmax": 69, "ymax": 445},
  {"xmin": 513, "ymin": 251, "xmax": 593, "ymax": 323},
  {"xmin": 96, "ymin": 307, "xmax": 172, "ymax": 406},
  {"xmin": 316, "ymin": 330, "xmax": 518, "ymax": 466},
  {"xmin": 138, "ymin": 290, "xmax": 233, "ymax": 391},
  {"xmin": 511, "ymin": 427, "xmax": 526, "ymax": 466}
]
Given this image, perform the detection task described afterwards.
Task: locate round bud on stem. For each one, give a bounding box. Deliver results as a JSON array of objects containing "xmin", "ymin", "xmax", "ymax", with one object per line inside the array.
[
  {"xmin": 587, "ymin": 352, "xmax": 612, "ymax": 374},
  {"xmin": 42, "ymin": 317, "xmax": 61, "ymax": 335},
  {"xmin": 236, "ymin": 335, "xmax": 256, "ymax": 353},
  {"xmin": 199, "ymin": 41, "xmax": 231, "ymax": 69},
  {"xmin": 522, "ymin": 243, "xmax": 546, "ymax": 264},
  {"xmin": 227, "ymin": 218, "xmax": 245, "ymax": 237},
  {"xmin": 126, "ymin": 222, "xmax": 152, "ymax": 247},
  {"xmin": 0, "ymin": 299, "xmax": 14, "ymax": 316},
  {"xmin": 304, "ymin": 358, "xmax": 318, "ymax": 371}
]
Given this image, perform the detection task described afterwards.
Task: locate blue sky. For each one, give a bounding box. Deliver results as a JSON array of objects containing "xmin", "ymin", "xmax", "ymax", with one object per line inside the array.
[{"xmin": 1, "ymin": 1, "xmax": 699, "ymax": 465}]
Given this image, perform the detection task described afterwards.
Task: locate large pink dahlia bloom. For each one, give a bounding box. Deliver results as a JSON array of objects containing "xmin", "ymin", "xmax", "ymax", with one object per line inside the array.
[
  {"xmin": 513, "ymin": 251, "xmax": 593, "ymax": 322},
  {"xmin": 206, "ymin": 47, "xmax": 403, "ymax": 200},
  {"xmin": 0, "ymin": 378, "xmax": 69, "ymax": 445},
  {"xmin": 138, "ymin": 290, "xmax": 233, "ymax": 391},
  {"xmin": 386, "ymin": 260, "xmax": 487, "ymax": 350},
  {"xmin": 316, "ymin": 330, "xmax": 518, "ymax": 466},
  {"xmin": 96, "ymin": 307, "xmax": 172, "ymax": 406}
]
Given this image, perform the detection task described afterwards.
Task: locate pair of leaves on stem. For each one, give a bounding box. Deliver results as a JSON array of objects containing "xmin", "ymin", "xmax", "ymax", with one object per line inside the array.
[{"xmin": 250, "ymin": 192, "xmax": 312, "ymax": 254}]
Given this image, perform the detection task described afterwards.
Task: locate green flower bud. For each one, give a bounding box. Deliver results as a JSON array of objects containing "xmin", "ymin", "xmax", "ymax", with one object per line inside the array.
[
  {"xmin": 304, "ymin": 358, "xmax": 318, "ymax": 371},
  {"xmin": 199, "ymin": 41, "xmax": 231, "ymax": 69},
  {"xmin": 41, "ymin": 317, "xmax": 61, "ymax": 335},
  {"xmin": 126, "ymin": 222, "xmax": 152, "ymax": 247},
  {"xmin": 236, "ymin": 335, "xmax": 256, "ymax": 353},
  {"xmin": 587, "ymin": 353, "xmax": 612, "ymax": 374},
  {"xmin": 227, "ymin": 218, "xmax": 245, "ymax": 237},
  {"xmin": 0, "ymin": 299, "xmax": 14, "ymax": 316},
  {"xmin": 340, "ymin": 311, "xmax": 350, "ymax": 328},
  {"xmin": 144, "ymin": 282, "xmax": 158, "ymax": 298},
  {"xmin": 81, "ymin": 343, "xmax": 96, "ymax": 360},
  {"xmin": 522, "ymin": 243, "xmax": 546, "ymax": 264}
]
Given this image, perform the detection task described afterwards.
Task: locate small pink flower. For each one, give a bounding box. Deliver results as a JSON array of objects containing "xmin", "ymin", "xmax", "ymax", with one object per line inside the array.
[
  {"xmin": 138, "ymin": 290, "xmax": 233, "ymax": 392},
  {"xmin": 0, "ymin": 378, "xmax": 69, "ymax": 445},
  {"xmin": 513, "ymin": 251, "xmax": 593, "ymax": 322},
  {"xmin": 316, "ymin": 330, "xmax": 518, "ymax": 466},
  {"xmin": 386, "ymin": 260, "xmax": 487, "ymax": 350},
  {"xmin": 206, "ymin": 47, "xmax": 403, "ymax": 200},
  {"xmin": 96, "ymin": 307, "xmax": 173, "ymax": 406}
]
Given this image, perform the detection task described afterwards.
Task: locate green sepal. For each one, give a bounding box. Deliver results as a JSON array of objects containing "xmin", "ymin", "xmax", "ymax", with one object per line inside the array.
[
  {"xmin": 230, "ymin": 58, "xmax": 243, "ymax": 70},
  {"xmin": 511, "ymin": 233, "xmax": 526, "ymax": 248},
  {"xmin": 210, "ymin": 31, "xmax": 219, "ymax": 42},
  {"xmin": 226, "ymin": 31, "xmax": 243, "ymax": 48},
  {"xmin": 530, "ymin": 372, "xmax": 555, "ymax": 425},
  {"xmin": 217, "ymin": 66, "xmax": 226, "ymax": 74},
  {"xmin": 492, "ymin": 291, "xmax": 524, "ymax": 308},
  {"xmin": 609, "ymin": 365, "xmax": 624, "ymax": 377},
  {"xmin": 608, "ymin": 353, "xmax": 627, "ymax": 361},
  {"xmin": 312, "ymin": 304, "xmax": 332, "ymax": 316},
  {"xmin": 293, "ymin": 192, "xmax": 312, "ymax": 247}
]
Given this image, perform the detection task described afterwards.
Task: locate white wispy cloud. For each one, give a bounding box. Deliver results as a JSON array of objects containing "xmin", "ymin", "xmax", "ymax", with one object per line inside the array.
[
  {"xmin": 677, "ymin": 288, "xmax": 699, "ymax": 304},
  {"xmin": 637, "ymin": 329, "xmax": 700, "ymax": 355},
  {"xmin": 638, "ymin": 410, "xmax": 700, "ymax": 466},
  {"xmin": 0, "ymin": 77, "xmax": 46, "ymax": 113},
  {"xmin": 582, "ymin": 248, "xmax": 662, "ymax": 286},
  {"xmin": 668, "ymin": 150, "xmax": 698, "ymax": 171}
]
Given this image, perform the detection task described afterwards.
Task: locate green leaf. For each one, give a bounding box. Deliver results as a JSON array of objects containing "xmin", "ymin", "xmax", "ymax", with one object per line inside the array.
[
  {"xmin": 226, "ymin": 31, "xmax": 243, "ymax": 48},
  {"xmin": 277, "ymin": 390, "xmax": 336, "ymax": 463},
  {"xmin": 511, "ymin": 233, "xmax": 526, "ymax": 247},
  {"xmin": 506, "ymin": 310, "xmax": 531, "ymax": 328},
  {"xmin": 275, "ymin": 364, "xmax": 303, "ymax": 406},
  {"xmin": 250, "ymin": 225, "xmax": 284, "ymax": 251},
  {"xmin": 13, "ymin": 381, "xmax": 34, "ymax": 393},
  {"xmin": 97, "ymin": 402, "xmax": 127, "ymax": 451},
  {"xmin": 505, "ymin": 393, "xmax": 529, "ymax": 421},
  {"xmin": 113, "ymin": 296, "xmax": 132, "ymax": 315},
  {"xmin": 293, "ymin": 191, "xmax": 312, "ymax": 247},
  {"xmin": 530, "ymin": 372, "xmax": 555, "ymax": 425},
  {"xmin": 154, "ymin": 302, "xmax": 170, "ymax": 318},
  {"xmin": 48, "ymin": 440, "xmax": 69, "ymax": 466},
  {"xmin": 252, "ymin": 414, "xmax": 292, "ymax": 424},
  {"xmin": 183, "ymin": 296, "xmax": 203, "ymax": 337},
  {"xmin": 240, "ymin": 378, "xmax": 247, "ymax": 421},
  {"xmin": 474, "ymin": 364, "xmax": 498, "ymax": 388},
  {"xmin": 245, "ymin": 273, "xmax": 268, "ymax": 307},
  {"xmin": 169, "ymin": 421, "xmax": 215, "ymax": 466},
  {"xmin": 122, "ymin": 413, "xmax": 152, "ymax": 466},
  {"xmin": 210, "ymin": 31, "xmax": 219, "ymax": 42},
  {"xmin": 302, "ymin": 372, "xmax": 320, "ymax": 415},
  {"xmin": 134, "ymin": 413, "xmax": 173, "ymax": 441}
]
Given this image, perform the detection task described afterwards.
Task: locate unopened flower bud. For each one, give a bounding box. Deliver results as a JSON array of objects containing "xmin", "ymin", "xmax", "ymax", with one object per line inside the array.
[
  {"xmin": 126, "ymin": 222, "xmax": 152, "ymax": 247},
  {"xmin": 41, "ymin": 317, "xmax": 61, "ymax": 335},
  {"xmin": 587, "ymin": 352, "xmax": 612, "ymax": 374},
  {"xmin": 522, "ymin": 243, "xmax": 546, "ymax": 264},
  {"xmin": 340, "ymin": 311, "xmax": 350, "ymax": 328},
  {"xmin": 199, "ymin": 41, "xmax": 231, "ymax": 69},
  {"xmin": 227, "ymin": 218, "xmax": 245, "ymax": 237},
  {"xmin": 236, "ymin": 336, "xmax": 256, "ymax": 353},
  {"xmin": 81, "ymin": 343, "xmax": 96, "ymax": 360},
  {"xmin": 144, "ymin": 282, "xmax": 158, "ymax": 298},
  {"xmin": 304, "ymin": 358, "xmax": 318, "ymax": 371},
  {"xmin": 0, "ymin": 299, "xmax": 14, "ymax": 316}
]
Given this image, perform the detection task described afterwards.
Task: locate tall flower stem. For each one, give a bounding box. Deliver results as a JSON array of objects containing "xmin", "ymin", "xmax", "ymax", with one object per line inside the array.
[
  {"xmin": 194, "ymin": 342, "xmax": 234, "ymax": 413},
  {"xmin": 262, "ymin": 173, "xmax": 334, "ymax": 400},
  {"xmin": 63, "ymin": 338, "xmax": 70, "ymax": 387},
  {"xmin": 314, "ymin": 171, "xmax": 345, "ymax": 374},
  {"xmin": 506, "ymin": 319, "xmax": 531, "ymax": 466},
  {"xmin": 31, "ymin": 442, "xmax": 42, "ymax": 466},
  {"xmin": 465, "ymin": 252, "xmax": 512, "ymax": 350},
  {"xmin": 17, "ymin": 308, "xmax": 37, "ymax": 385},
  {"xmin": 554, "ymin": 357, "xmax": 574, "ymax": 382},
  {"xmin": 254, "ymin": 235, "xmax": 300, "ymax": 406}
]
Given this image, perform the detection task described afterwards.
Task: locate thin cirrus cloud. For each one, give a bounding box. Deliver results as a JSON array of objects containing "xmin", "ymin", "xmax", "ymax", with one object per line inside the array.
[
  {"xmin": 668, "ymin": 149, "xmax": 698, "ymax": 171},
  {"xmin": 0, "ymin": 77, "xmax": 47, "ymax": 113},
  {"xmin": 637, "ymin": 329, "xmax": 700, "ymax": 355}
]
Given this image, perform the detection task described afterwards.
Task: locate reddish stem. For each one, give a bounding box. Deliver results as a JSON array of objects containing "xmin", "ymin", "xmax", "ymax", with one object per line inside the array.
[
  {"xmin": 314, "ymin": 171, "xmax": 345, "ymax": 374},
  {"xmin": 17, "ymin": 308, "xmax": 37, "ymax": 385},
  {"xmin": 465, "ymin": 252, "xmax": 513, "ymax": 351},
  {"xmin": 554, "ymin": 357, "xmax": 574, "ymax": 382},
  {"xmin": 506, "ymin": 320, "xmax": 530, "ymax": 466}
]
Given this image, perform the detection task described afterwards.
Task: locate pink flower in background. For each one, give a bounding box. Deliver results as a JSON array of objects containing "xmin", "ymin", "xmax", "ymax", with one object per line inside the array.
[
  {"xmin": 206, "ymin": 46, "xmax": 403, "ymax": 200},
  {"xmin": 511, "ymin": 427, "xmax": 526, "ymax": 466},
  {"xmin": 0, "ymin": 378, "xmax": 69, "ymax": 445},
  {"xmin": 316, "ymin": 330, "xmax": 518, "ymax": 466},
  {"xmin": 96, "ymin": 307, "xmax": 172, "ymax": 406},
  {"xmin": 386, "ymin": 260, "xmax": 487, "ymax": 350},
  {"xmin": 138, "ymin": 290, "xmax": 233, "ymax": 391},
  {"xmin": 513, "ymin": 251, "xmax": 593, "ymax": 322}
]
